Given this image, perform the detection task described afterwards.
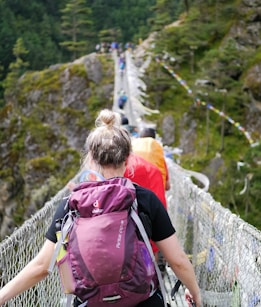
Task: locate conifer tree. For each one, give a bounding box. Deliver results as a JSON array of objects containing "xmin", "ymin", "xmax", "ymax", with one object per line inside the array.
[
  {"xmin": 60, "ymin": 0, "xmax": 93, "ymax": 60},
  {"xmin": 0, "ymin": 65, "xmax": 4, "ymax": 107},
  {"xmin": 151, "ymin": 0, "xmax": 180, "ymax": 31},
  {"xmin": 184, "ymin": 0, "xmax": 189, "ymax": 13},
  {"xmin": 3, "ymin": 37, "xmax": 29, "ymax": 97}
]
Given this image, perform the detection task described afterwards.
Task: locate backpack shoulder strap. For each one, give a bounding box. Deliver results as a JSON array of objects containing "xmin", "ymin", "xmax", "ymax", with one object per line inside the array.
[
  {"xmin": 130, "ymin": 201, "xmax": 168, "ymax": 307},
  {"xmin": 48, "ymin": 211, "xmax": 74, "ymax": 273}
]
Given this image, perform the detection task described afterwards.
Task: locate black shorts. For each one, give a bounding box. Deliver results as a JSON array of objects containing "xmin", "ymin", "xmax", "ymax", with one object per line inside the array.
[
  {"xmin": 74, "ymin": 289, "xmax": 169, "ymax": 307},
  {"xmin": 136, "ymin": 289, "xmax": 169, "ymax": 307}
]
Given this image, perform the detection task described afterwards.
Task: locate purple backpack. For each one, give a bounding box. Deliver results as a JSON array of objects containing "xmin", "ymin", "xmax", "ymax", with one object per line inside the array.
[{"xmin": 49, "ymin": 175, "xmax": 166, "ymax": 307}]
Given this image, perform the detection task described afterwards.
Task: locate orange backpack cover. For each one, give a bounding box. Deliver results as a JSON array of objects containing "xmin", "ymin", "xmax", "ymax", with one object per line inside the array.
[{"xmin": 132, "ymin": 137, "xmax": 168, "ymax": 189}]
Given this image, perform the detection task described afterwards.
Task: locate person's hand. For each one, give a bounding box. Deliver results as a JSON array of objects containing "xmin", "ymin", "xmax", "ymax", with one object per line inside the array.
[
  {"xmin": 67, "ymin": 181, "xmax": 76, "ymax": 191},
  {"xmin": 185, "ymin": 288, "xmax": 201, "ymax": 306}
]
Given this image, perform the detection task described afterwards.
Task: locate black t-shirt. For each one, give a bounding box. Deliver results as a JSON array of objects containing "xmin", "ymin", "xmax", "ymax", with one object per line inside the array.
[{"xmin": 45, "ymin": 185, "xmax": 175, "ymax": 243}]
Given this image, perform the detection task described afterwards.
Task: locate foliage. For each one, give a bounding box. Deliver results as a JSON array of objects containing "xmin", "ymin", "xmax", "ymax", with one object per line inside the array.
[
  {"xmin": 212, "ymin": 144, "xmax": 261, "ymax": 230},
  {"xmin": 60, "ymin": 0, "xmax": 93, "ymax": 59},
  {"xmin": 3, "ymin": 38, "xmax": 29, "ymax": 97},
  {"xmin": 147, "ymin": 0, "xmax": 261, "ymax": 229},
  {"xmin": 150, "ymin": 0, "xmax": 181, "ymax": 31},
  {"xmin": 26, "ymin": 156, "xmax": 59, "ymax": 172},
  {"xmin": 0, "ymin": 0, "xmax": 159, "ymax": 104}
]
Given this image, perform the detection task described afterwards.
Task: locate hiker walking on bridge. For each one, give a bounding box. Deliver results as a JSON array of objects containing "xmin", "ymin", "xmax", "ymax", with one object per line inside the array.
[
  {"xmin": 119, "ymin": 53, "xmax": 126, "ymax": 76},
  {"xmin": 132, "ymin": 127, "xmax": 171, "ymax": 191},
  {"xmin": 118, "ymin": 89, "xmax": 128, "ymax": 109},
  {"xmin": 0, "ymin": 109, "xmax": 201, "ymax": 307}
]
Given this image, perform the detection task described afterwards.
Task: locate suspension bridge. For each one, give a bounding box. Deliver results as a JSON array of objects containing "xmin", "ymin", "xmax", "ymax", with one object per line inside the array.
[{"xmin": 0, "ymin": 50, "xmax": 260, "ymax": 307}]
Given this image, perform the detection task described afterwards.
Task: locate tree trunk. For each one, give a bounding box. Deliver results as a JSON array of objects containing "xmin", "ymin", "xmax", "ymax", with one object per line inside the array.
[{"xmin": 184, "ymin": 0, "xmax": 189, "ymax": 13}]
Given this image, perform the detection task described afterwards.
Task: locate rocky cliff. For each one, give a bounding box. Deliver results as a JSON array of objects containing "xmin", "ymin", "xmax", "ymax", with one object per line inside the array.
[{"xmin": 0, "ymin": 53, "xmax": 114, "ymax": 239}]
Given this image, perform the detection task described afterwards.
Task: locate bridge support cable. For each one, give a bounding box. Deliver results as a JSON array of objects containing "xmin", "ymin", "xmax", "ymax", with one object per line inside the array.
[
  {"xmin": 125, "ymin": 51, "xmax": 159, "ymax": 120},
  {"xmin": 168, "ymin": 161, "xmax": 210, "ymax": 192}
]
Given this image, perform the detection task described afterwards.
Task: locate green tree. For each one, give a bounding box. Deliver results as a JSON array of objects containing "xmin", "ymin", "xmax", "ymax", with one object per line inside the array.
[
  {"xmin": 3, "ymin": 38, "xmax": 29, "ymax": 98},
  {"xmin": 0, "ymin": 65, "xmax": 4, "ymax": 107},
  {"xmin": 98, "ymin": 28, "xmax": 122, "ymax": 44},
  {"xmin": 151, "ymin": 0, "xmax": 180, "ymax": 31},
  {"xmin": 0, "ymin": 4, "xmax": 17, "ymax": 101},
  {"xmin": 60, "ymin": 0, "xmax": 93, "ymax": 60},
  {"xmin": 89, "ymin": 0, "xmax": 157, "ymax": 43}
]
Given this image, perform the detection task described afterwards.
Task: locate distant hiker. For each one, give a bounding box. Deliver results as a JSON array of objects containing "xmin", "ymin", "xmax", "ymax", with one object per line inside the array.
[
  {"xmin": 100, "ymin": 42, "xmax": 106, "ymax": 53},
  {"xmin": 120, "ymin": 114, "xmax": 140, "ymax": 137},
  {"xmin": 120, "ymin": 61, "xmax": 125, "ymax": 71},
  {"xmin": 118, "ymin": 90, "xmax": 128, "ymax": 109},
  {"xmin": 119, "ymin": 53, "xmax": 125, "ymax": 62},
  {"xmin": 121, "ymin": 114, "xmax": 129, "ymax": 125},
  {"xmin": 95, "ymin": 43, "xmax": 100, "ymax": 53},
  {"xmin": 0, "ymin": 109, "xmax": 201, "ymax": 307},
  {"xmin": 119, "ymin": 54, "xmax": 126, "ymax": 75},
  {"xmin": 123, "ymin": 124, "xmax": 139, "ymax": 138},
  {"xmin": 111, "ymin": 41, "xmax": 119, "ymax": 50}
]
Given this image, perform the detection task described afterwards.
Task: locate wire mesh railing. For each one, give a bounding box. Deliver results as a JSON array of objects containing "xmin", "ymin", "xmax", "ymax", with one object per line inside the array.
[
  {"xmin": 0, "ymin": 159, "xmax": 260, "ymax": 306},
  {"xmin": 165, "ymin": 159, "xmax": 261, "ymax": 307}
]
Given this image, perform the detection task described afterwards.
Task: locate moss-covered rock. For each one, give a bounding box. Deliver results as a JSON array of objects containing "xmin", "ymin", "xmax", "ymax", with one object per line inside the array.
[{"xmin": 0, "ymin": 53, "xmax": 114, "ymax": 240}]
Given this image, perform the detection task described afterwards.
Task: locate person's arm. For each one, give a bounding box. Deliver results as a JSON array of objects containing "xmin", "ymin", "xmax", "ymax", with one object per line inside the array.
[
  {"xmin": 0, "ymin": 239, "xmax": 55, "ymax": 305},
  {"xmin": 165, "ymin": 177, "xmax": 171, "ymax": 191},
  {"xmin": 157, "ymin": 234, "xmax": 201, "ymax": 306}
]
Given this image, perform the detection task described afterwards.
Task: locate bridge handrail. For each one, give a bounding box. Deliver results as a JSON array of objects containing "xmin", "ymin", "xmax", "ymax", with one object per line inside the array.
[{"xmin": 0, "ymin": 159, "xmax": 260, "ymax": 306}]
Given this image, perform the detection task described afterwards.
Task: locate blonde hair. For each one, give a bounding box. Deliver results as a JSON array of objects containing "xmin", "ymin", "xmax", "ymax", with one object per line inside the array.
[{"xmin": 81, "ymin": 109, "xmax": 132, "ymax": 171}]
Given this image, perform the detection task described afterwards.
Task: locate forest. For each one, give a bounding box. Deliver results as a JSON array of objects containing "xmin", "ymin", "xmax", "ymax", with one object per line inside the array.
[{"xmin": 0, "ymin": 0, "xmax": 187, "ymax": 106}]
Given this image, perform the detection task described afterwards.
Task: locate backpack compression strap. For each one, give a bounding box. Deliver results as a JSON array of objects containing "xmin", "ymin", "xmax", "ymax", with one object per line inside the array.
[{"xmin": 130, "ymin": 205, "xmax": 168, "ymax": 307}]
